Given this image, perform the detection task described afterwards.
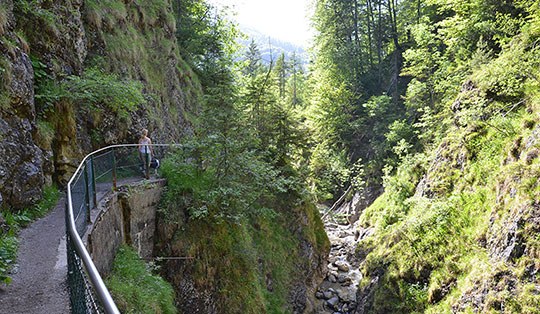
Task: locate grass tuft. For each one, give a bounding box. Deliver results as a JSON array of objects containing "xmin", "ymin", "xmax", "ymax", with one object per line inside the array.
[{"xmin": 105, "ymin": 246, "xmax": 177, "ymax": 314}]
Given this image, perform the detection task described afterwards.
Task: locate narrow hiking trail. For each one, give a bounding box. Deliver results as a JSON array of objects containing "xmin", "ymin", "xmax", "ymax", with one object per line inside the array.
[{"xmin": 0, "ymin": 197, "xmax": 70, "ymax": 314}]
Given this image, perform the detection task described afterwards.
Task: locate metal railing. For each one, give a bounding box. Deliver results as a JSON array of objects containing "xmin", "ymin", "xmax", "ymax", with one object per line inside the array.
[{"xmin": 66, "ymin": 144, "xmax": 180, "ymax": 314}]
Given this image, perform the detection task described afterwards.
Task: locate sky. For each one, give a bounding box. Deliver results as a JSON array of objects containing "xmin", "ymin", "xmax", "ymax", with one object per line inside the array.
[{"xmin": 212, "ymin": 0, "xmax": 314, "ymax": 48}]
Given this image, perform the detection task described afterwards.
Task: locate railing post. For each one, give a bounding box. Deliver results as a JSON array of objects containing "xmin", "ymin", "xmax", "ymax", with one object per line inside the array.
[
  {"xmin": 111, "ymin": 148, "xmax": 117, "ymax": 190},
  {"xmin": 90, "ymin": 155, "xmax": 97, "ymax": 209},
  {"xmin": 83, "ymin": 162, "xmax": 91, "ymax": 224}
]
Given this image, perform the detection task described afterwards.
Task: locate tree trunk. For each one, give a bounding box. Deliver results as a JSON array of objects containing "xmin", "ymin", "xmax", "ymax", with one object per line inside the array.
[
  {"xmin": 367, "ymin": 0, "xmax": 374, "ymax": 67},
  {"xmin": 377, "ymin": 0, "xmax": 383, "ymax": 86}
]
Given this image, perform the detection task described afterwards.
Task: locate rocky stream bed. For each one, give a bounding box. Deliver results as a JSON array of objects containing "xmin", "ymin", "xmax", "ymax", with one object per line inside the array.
[{"xmin": 313, "ymin": 219, "xmax": 373, "ymax": 314}]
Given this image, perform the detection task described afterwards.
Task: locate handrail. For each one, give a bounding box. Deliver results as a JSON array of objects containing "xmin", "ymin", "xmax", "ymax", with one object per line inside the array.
[{"xmin": 66, "ymin": 144, "xmax": 181, "ymax": 314}]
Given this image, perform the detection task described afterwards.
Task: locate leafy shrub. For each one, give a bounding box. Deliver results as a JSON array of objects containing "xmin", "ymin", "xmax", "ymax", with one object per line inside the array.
[
  {"xmin": 0, "ymin": 234, "xmax": 17, "ymax": 286},
  {"xmin": 160, "ymin": 137, "xmax": 292, "ymax": 222},
  {"xmin": 35, "ymin": 66, "xmax": 145, "ymax": 119}
]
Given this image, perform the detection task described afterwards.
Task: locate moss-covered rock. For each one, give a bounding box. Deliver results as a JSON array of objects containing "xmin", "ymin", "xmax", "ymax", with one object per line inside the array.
[{"xmin": 154, "ymin": 200, "xmax": 330, "ymax": 314}]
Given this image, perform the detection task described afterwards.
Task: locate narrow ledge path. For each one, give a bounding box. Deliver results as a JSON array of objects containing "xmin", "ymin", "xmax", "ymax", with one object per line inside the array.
[{"xmin": 0, "ymin": 197, "xmax": 70, "ymax": 314}]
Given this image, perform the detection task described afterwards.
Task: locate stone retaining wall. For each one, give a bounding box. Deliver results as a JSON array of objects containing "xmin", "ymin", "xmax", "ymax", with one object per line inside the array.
[{"xmin": 86, "ymin": 179, "xmax": 166, "ymax": 275}]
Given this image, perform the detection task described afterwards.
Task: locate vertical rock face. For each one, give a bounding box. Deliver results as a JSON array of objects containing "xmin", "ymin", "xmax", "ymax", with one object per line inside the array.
[
  {"xmin": 0, "ymin": 2, "xmax": 45, "ymax": 209},
  {"xmin": 0, "ymin": 0, "xmax": 195, "ymax": 209},
  {"xmin": 154, "ymin": 203, "xmax": 330, "ymax": 314}
]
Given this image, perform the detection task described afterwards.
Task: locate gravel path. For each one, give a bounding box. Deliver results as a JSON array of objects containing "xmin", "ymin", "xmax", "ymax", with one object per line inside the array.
[{"xmin": 0, "ymin": 197, "xmax": 70, "ymax": 314}]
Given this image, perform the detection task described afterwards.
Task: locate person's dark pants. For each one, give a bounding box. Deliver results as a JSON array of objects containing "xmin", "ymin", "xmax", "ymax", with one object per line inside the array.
[{"xmin": 139, "ymin": 152, "xmax": 150, "ymax": 179}]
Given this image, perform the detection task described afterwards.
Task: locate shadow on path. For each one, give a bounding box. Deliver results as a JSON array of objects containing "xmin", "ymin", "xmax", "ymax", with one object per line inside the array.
[
  {"xmin": 0, "ymin": 197, "xmax": 70, "ymax": 314},
  {"xmin": 0, "ymin": 174, "xmax": 159, "ymax": 314}
]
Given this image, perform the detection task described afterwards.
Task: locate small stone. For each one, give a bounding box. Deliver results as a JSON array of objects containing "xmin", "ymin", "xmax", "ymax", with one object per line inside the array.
[
  {"xmin": 328, "ymin": 274, "xmax": 337, "ymax": 283},
  {"xmin": 327, "ymin": 296, "xmax": 340, "ymax": 308},
  {"xmin": 337, "ymin": 275, "xmax": 348, "ymax": 283},
  {"xmin": 334, "ymin": 260, "xmax": 350, "ymax": 272},
  {"xmin": 341, "ymin": 278, "xmax": 352, "ymax": 286},
  {"xmin": 328, "ymin": 288, "xmax": 336, "ymax": 293},
  {"xmin": 316, "ymin": 291, "xmax": 324, "ymax": 299},
  {"xmin": 323, "ymin": 291, "xmax": 333, "ymax": 299}
]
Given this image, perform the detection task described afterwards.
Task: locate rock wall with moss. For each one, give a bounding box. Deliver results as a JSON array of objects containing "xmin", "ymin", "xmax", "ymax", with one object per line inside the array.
[
  {"xmin": 351, "ymin": 11, "xmax": 540, "ymax": 313},
  {"xmin": 154, "ymin": 200, "xmax": 330, "ymax": 313},
  {"xmin": 0, "ymin": 0, "xmax": 199, "ymax": 209}
]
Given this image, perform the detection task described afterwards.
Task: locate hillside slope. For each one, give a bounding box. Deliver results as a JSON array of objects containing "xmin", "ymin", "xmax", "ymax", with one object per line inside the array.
[{"xmin": 352, "ymin": 9, "xmax": 540, "ymax": 313}]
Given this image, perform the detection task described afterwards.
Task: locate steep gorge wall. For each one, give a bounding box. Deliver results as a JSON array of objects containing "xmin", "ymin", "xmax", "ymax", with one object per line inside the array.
[
  {"xmin": 154, "ymin": 200, "xmax": 331, "ymax": 314},
  {"xmin": 0, "ymin": 0, "xmax": 197, "ymax": 210},
  {"xmin": 351, "ymin": 60, "xmax": 540, "ymax": 313}
]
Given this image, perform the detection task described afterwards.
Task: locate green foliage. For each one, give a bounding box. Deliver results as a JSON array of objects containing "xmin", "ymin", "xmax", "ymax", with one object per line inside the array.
[
  {"xmin": 155, "ymin": 10, "xmax": 331, "ymax": 310},
  {"xmin": 0, "ymin": 2, "xmax": 8, "ymax": 35},
  {"xmin": 158, "ymin": 201, "xmax": 328, "ymax": 313},
  {"xmin": 35, "ymin": 66, "xmax": 145, "ymax": 119},
  {"xmin": 172, "ymin": 0, "xmax": 240, "ymax": 87},
  {"xmin": 160, "ymin": 136, "xmax": 293, "ymax": 222},
  {"xmin": 30, "ymin": 55, "xmax": 54, "ymax": 118},
  {"xmin": 13, "ymin": 0, "xmax": 56, "ymax": 26},
  {"xmin": 1, "ymin": 185, "xmax": 61, "ymax": 230},
  {"xmin": 85, "ymin": 0, "xmax": 202, "ymax": 126},
  {"xmin": 0, "ymin": 234, "xmax": 16, "ymax": 286},
  {"xmin": 106, "ymin": 246, "xmax": 177, "ymax": 314},
  {"xmin": 355, "ymin": 11, "xmax": 540, "ymax": 306},
  {"xmin": 0, "ymin": 55, "xmax": 10, "ymax": 109},
  {"xmin": 67, "ymin": 67, "xmax": 144, "ymax": 118}
]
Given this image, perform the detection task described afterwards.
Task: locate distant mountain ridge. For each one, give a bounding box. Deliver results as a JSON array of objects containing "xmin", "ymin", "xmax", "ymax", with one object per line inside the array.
[{"xmin": 238, "ymin": 26, "xmax": 309, "ymax": 65}]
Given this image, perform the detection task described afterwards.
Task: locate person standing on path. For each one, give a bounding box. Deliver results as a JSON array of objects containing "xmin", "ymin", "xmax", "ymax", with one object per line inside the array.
[{"xmin": 138, "ymin": 129, "xmax": 154, "ymax": 179}]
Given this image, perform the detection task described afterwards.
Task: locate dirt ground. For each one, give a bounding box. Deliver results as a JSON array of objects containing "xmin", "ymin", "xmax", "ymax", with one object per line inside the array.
[{"xmin": 0, "ymin": 197, "xmax": 70, "ymax": 314}]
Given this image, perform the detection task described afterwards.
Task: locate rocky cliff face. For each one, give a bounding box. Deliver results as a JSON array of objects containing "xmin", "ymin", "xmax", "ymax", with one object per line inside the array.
[
  {"xmin": 0, "ymin": 0, "xmax": 44, "ymax": 209},
  {"xmin": 154, "ymin": 201, "xmax": 330, "ymax": 314},
  {"xmin": 0, "ymin": 0, "xmax": 197, "ymax": 210}
]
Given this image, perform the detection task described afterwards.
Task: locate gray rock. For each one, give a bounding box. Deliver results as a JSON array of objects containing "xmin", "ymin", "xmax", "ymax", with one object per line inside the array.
[
  {"xmin": 334, "ymin": 260, "xmax": 350, "ymax": 272},
  {"xmin": 341, "ymin": 278, "xmax": 352, "ymax": 286},
  {"xmin": 327, "ymin": 296, "xmax": 340, "ymax": 308},
  {"xmin": 323, "ymin": 291, "xmax": 333, "ymax": 299},
  {"xmin": 0, "ymin": 49, "xmax": 45, "ymax": 210},
  {"xmin": 316, "ymin": 291, "xmax": 324, "ymax": 299},
  {"xmin": 329, "ymin": 274, "xmax": 337, "ymax": 283}
]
